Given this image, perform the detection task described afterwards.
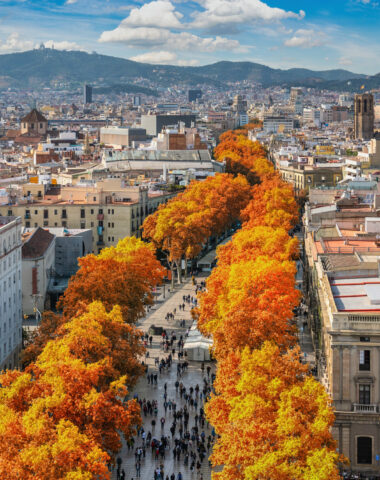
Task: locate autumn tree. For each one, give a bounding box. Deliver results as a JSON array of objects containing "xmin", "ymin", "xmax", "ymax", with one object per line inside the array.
[
  {"xmin": 207, "ymin": 343, "xmax": 340, "ymax": 480},
  {"xmin": 196, "ymin": 126, "xmax": 342, "ymax": 480},
  {"xmin": 58, "ymin": 237, "xmax": 165, "ymax": 322},
  {"xmin": 22, "ymin": 310, "xmax": 64, "ymax": 367},
  {"xmin": 0, "ymin": 302, "xmax": 142, "ymax": 478},
  {"xmin": 143, "ymin": 173, "xmax": 251, "ymax": 285}
]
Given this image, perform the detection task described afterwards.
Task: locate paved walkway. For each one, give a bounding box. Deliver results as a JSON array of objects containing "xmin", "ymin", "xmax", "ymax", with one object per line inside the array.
[{"xmin": 113, "ymin": 277, "xmax": 214, "ymax": 480}]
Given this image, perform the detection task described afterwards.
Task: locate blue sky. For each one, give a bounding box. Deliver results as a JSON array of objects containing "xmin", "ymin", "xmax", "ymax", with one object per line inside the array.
[{"xmin": 0, "ymin": 0, "xmax": 379, "ymax": 72}]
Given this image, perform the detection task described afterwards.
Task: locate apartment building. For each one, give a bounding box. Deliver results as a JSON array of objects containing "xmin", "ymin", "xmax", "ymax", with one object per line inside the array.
[
  {"xmin": 0, "ymin": 216, "xmax": 22, "ymax": 369},
  {"xmin": 0, "ymin": 179, "xmax": 173, "ymax": 253},
  {"xmin": 304, "ymin": 190, "xmax": 380, "ymax": 475},
  {"xmin": 279, "ymin": 163, "xmax": 343, "ymax": 192}
]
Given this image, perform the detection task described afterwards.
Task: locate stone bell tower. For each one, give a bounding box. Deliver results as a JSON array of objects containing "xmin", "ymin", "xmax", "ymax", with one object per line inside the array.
[{"xmin": 354, "ymin": 93, "xmax": 374, "ymax": 140}]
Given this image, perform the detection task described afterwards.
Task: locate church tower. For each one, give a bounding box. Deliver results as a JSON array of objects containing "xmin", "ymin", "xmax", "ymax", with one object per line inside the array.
[{"xmin": 354, "ymin": 93, "xmax": 374, "ymax": 140}]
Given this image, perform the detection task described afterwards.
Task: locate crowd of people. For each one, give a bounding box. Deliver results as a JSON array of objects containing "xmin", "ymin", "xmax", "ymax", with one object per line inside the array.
[{"xmin": 115, "ymin": 282, "xmax": 215, "ymax": 480}]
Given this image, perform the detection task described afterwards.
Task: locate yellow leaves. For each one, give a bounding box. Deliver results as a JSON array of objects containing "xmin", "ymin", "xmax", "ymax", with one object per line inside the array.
[
  {"xmin": 0, "ymin": 404, "xmax": 18, "ymax": 435},
  {"xmin": 98, "ymin": 235, "xmax": 155, "ymax": 263},
  {"xmin": 20, "ymin": 443, "xmax": 50, "ymax": 468},
  {"xmin": 65, "ymin": 471, "xmax": 93, "ymax": 480}
]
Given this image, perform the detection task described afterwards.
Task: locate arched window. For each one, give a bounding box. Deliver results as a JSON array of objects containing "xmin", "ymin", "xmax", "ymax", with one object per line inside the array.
[
  {"xmin": 357, "ymin": 437, "xmax": 372, "ymax": 464},
  {"xmin": 357, "ymin": 99, "xmax": 361, "ymax": 113},
  {"xmin": 364, "ymin": 99, "xmax": 368, "ymax": 113}
]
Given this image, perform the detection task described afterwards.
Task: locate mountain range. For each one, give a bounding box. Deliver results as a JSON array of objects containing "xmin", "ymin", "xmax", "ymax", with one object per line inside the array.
[{"xmin": 0, "ymin": 48, "xmax": 377, "ymax": 92}]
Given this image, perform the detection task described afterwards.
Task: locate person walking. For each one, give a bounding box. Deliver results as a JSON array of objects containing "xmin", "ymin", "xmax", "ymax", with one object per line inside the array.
[{"xmin": 135, "ymin": 461, "xmax": 141, "ymax": 478}]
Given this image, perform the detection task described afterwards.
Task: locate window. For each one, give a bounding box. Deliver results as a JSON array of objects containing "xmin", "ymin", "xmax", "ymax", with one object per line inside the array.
[
  {"xmin": 364, "ymin": 99, "xmax": 368, "ymax": 113},
  {"xmin": 80, "ymin": 209, "xmax": 85, "ymax": 218},
  {"xmin": 43, "ymin": 221, "xmax": 48, "ymax": 227},
  {"xmin": 43, "ymin": 210, "xmax": 48, "ymax": 219},
  {"xmin": 62, "ymin": 209, "xmax": 67, "ymax": 219},
  {"xmin": 357, "ymin": 437, "xmax": 372, "ymax": 464},
  {"xmin": 359, "ymin": 350, "xmax": 370, "ymax": 371},
  {"xmin": 91, "ymin": 222, "xmax": 94, "ymax": 227},
  {"xmin": 93, "ymin": 197, "xmax": 96, "ymax": 202},
  {"xmin": 54, "ymin": 209, "xmax": 58, "ymax": 215},
  {"xmin": 7, "ymin": 210, "xmax": 12, "ymax": 216},
  {"xmin": 80, "ymin": 222, "xmax": 85, "ymax": 229},
  {"xmin": 40, "ymin": 123, "xmax": 43, "ymax": 129},
  {"xmin": 25, "ymin": 221, "xmax": 30, "ymax": 228},
  {"xmin": 91, "ymin": 209, "xmax": 94, "ymax": 215},
  {"xmin": 108, "ymin": 209, "xmax": 110, "ymax": 214},
  {"xmin": 62, "ymin": 221, "xmax": 67, "ymax": 228},
  {"xmin": 98, "ymin": 209, "xmax": 103, "ymax": 214},
  {"xmin": 34, "ymin": 210, "xmax": 38, "ymax": 215},
  {"xmin": 359, "ymin": 385, "xmax": 371, "ymax": 405},
  {"xmin": 112, "ymin": 209, "xmax": 114, "ymax": 214},
  {"xmin": 360, "ymin": 337, "xmax": 370, "ymax": 342}
]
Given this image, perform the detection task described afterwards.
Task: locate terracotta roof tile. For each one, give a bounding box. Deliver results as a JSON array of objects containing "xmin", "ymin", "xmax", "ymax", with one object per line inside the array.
[
  {"xmin": 22, "ymin": 227, "xmax": 55, "ymax": 259},
  {"xmin": 20, "ymin": 109, "xmax": 47, "ymax": 124}
]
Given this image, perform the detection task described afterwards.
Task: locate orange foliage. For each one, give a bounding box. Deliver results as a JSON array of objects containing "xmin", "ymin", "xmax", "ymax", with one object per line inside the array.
[
  {"xmin": 59, "ymin": 237, "xmax": 165, "ymax": 323},
  {"xmin": 197, "ymin": 127, "xmax": 342, "ymax": 479},
  {"xmin": 143, "ymin": 173, "xmax": 252, "ymax": 264},
  {"xmin": 0, "ymin": 302, "xmax": 142, "ymax": 478}
]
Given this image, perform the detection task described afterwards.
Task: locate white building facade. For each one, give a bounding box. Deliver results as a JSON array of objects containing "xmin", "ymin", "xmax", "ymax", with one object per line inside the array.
[{"xmin": 0, "ymin": 216, "xmax": 22, "ymax": 369}]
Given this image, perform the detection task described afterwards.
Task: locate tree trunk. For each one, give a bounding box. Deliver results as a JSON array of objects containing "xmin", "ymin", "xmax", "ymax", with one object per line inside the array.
[
  {"xmin": 176, "ymin": 260, "xmax": 182, "ymax": 284},
  {"xmin": 170, "ymin": 263, "xmax": 175, "ymax": 290},
  {"xmin": 184, "ymin": 258, "xmax": 188, "ymax": 279}
]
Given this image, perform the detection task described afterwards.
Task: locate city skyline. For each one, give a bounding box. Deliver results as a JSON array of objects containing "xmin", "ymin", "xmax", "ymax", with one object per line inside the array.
[{"xmin": 0, "ymin": 0, "xmax": 379, "ymax": 73}]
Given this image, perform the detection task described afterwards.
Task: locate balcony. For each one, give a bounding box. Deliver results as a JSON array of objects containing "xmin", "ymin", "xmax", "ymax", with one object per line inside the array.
[
  {"xmin": 353, "ymin": 404, "xmax": 378, "ymax": 413},
  {"xmin": 97, "ymin": 214, "xmax": 104, "ymax": 221}
]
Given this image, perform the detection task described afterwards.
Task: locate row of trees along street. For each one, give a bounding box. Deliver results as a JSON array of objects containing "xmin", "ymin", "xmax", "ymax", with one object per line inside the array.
[{"xmin": 0, "ymin": 124, "xmax": 344, "ymax": 479}]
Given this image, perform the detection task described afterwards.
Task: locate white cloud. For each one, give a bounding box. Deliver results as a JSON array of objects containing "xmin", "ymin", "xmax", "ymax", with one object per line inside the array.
[
  {"xmin": 43, "ymin": 40, "xmax": 83, "ymax": 51},
  {"xmin": 99, "ymin": 26, "xmax": 241, "ymax": 52},
  {"xmin": 122, "ymin": 1, "xmax": 183, "ymax": 29},
  {"xmin": 66, "ymin": 0, "xmax": 78, "ymax": 4},
  {"xmin": 339, "ymin": 57, "xmax": 353, "ymax": 66},
  {"xmin": 284, "ymin": 29, "xmax": 326, "ymax": 48},
  {"xmin": 191, "ymin": 0, "xmax": 304, "ymax": 30},
  {"xmin": 130, "ymin": 50, "xmax": 198, "ymax": 66},
  {"xmin": 0, "ymin": 33, "xmax": 33, "ymax": 52}
]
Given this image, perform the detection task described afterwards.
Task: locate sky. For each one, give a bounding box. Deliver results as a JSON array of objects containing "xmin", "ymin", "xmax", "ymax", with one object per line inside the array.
[{"xmin": 0, "ymin": 0, "xmax": 379, "ymax": 73}]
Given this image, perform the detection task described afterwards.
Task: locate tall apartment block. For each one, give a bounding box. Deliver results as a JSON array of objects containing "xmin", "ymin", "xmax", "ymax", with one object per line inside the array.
[{"xmin": 0, "ymin": 216, "xmax": 23, "ymax": 369}]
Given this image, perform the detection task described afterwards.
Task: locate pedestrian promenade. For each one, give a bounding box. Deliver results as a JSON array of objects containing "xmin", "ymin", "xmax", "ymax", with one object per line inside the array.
[{"xmin": 113, "ymin": 277, "xmax": 214, "ymax": 480}]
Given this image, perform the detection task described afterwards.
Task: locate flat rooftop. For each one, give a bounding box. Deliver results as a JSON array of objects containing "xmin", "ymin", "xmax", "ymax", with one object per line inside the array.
[
  {"xmin": 331, "ymin": 277, "xmax": 380, "ymax": 312},
  {"xmin": 316, "ymin": 239, "xmax": 380, "ymax": 254}
]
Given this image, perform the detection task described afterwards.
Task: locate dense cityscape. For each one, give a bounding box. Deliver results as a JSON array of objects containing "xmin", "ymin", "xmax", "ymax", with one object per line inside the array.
[{"xmin": 1, "ymin": 0, "xmax": 380, "ymax": 479}]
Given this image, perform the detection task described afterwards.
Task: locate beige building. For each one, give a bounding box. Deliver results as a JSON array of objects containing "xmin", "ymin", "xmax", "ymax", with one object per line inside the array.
[
  {"xmin": 304, "ymin": 197, "xmax": 380, "ymax": 475},
  {"xmin": 1, "ymin": 179, "xmax": 173, "ymax": 253},
  {"xmin": 279, "ymin": 164, "xmax": 343, "ymax": 192}
]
